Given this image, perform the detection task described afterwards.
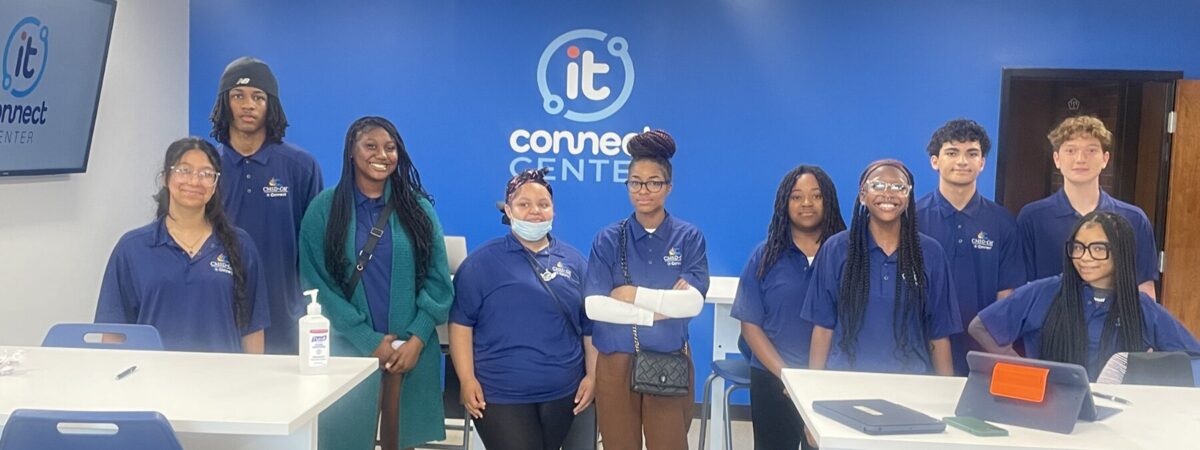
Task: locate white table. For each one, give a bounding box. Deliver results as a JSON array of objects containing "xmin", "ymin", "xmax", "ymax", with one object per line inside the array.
[
  {"xmin": 0, "ymin": 346, "xmax": 377, "ymax": 449},
  {"xmin": 704, "ymin": 275, "xmax": 741, "ymax": 449},
  {"xmin": 781, "ymin": 368, "xmax": 1200, "ymax": 449}
]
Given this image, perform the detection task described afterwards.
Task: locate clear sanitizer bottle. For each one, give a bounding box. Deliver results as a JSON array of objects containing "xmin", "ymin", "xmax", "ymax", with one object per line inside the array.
[{"xmin": 299, "ymin": 289, "xmax": 330, "ymax": 374}]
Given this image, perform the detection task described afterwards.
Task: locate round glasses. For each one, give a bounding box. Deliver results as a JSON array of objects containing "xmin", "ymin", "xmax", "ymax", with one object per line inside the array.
[
  {"xmin": 170, "ymin": 166, "xmax": 220, "ymax": 186},
  {"xmin": 863, "ymin": 178, "xmax": 911, "ymax": 195}
]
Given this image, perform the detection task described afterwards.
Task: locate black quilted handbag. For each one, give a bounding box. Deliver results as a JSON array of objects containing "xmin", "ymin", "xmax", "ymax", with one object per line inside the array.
[
  {"xmin": 630, "ymin": 326, "xmax": 690, "ymax": 396},
  {"xmin": 618, "ymin": 219, "xmax": 690, "ymax": 397}
]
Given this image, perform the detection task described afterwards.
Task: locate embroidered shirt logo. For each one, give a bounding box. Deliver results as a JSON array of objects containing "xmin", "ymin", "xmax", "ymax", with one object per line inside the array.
[
  {"xmin": 971, "ymin": 231, "xmax": 995, "ymax": 251},
  {"xmin": 262, "ymin": 177, "xmax": 289, "ymax": 198},
  {"xmin": 209, "ymin": 253, "xmax": 233, "ymax": 275},
  {"xmin": 545, "ymin": 261, "xmax": 571, "ymax": 280},
  {"xmin": 663, "ymin": 247, "xmax": 683, "ymax": 266}
]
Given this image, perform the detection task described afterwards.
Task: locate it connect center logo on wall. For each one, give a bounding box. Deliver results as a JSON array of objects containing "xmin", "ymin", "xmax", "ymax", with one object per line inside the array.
[
  {"xmin": 509, "ymin": 29, "xmax": 648, "ymax": 184},
  {"xmin": 538, "ymin": 29, "xmax": 634, "ymax": 122},
  {"xmin": 3, "ymin": 17, "xmax": 48, "ymax": 98}
]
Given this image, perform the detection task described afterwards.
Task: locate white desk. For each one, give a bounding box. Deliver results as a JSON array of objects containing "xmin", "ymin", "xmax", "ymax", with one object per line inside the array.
[
  {"xmin": 0, "ymin": 346, "xmax": 377, "ymax": 449},
  {"xmin": 704, "ymin": 275, "xmax": 741, "ymax": 449},
  {"xmin": 780, "ymin": 368, "xmax": 1200, "ymax": 450}
]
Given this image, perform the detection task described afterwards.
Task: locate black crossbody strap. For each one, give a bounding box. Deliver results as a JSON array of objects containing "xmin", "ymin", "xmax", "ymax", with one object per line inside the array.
[
  {"xmin": 520, "ymin": 247, "xmax": 582, "ymax": 338},
  {"xmin": 344, "ymin": 202, "xmax": 396, "ymax": 299},
  {"xmin": 619, "ymin": 220, "xmax": 643, "ymax": 351}
]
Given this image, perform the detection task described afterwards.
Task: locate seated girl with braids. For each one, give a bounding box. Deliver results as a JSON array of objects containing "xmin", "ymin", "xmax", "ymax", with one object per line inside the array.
[
  {"xmin": 969, "ymin": 211, "xmax": 1199, "ymax": 380},
  {"xmin": 801, "ymin": 159, "xmax": 961, "ymax": 376}
]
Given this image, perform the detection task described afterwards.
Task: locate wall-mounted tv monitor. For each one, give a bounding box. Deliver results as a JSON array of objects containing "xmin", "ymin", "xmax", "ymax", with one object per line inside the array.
[{"xmin": 0, "ymin": 0, "xmax": 116, "ymax": 176}]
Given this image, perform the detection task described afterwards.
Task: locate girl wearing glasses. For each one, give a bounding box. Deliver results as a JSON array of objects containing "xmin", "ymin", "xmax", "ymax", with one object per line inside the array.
[
  {"xmin": 95, "ymin": 137, "xmax": 270, "ymax": 353},
  {"xmin": 583, "ymin": 129, "xmax": 710, "ymax": 450},
  {"xmin": 970, "ymin": 211, "xmax": 1199, "ymax": 380},
  {"xmin": 449, "ymin": 168, "xmax": 597, "ymax": 450},
  {"xmin": 733, "ymin": 165, "xmax": 845, "ymax": 450},
  {"xmin": 802, "ymin": 159, "xmax": 961, "ymax": 376},
  {"xmin": 299, "ymin": 117, "xmax": 454, "ymax": 450}
]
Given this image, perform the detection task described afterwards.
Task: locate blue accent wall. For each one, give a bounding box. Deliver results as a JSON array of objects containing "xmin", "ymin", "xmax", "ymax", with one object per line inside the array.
[{"xmin": 191, "ymin": 0, "xmax": 1200, "ymax": 404}]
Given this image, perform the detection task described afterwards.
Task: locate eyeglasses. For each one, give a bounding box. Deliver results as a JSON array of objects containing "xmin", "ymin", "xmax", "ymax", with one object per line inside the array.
[
  {"xmin": 170, "ymin": 166, "xmax": 220, "ymax": 186},
  {"xmin": 1067, "ymin": 241, "xmax": 1110, "ymax": 260},
  {"xmin": 625, "ymin": 179, "xmax": 670, "ymax": 193},
  {"xmin": 864, "ymin": 178, "xmax": 911, "ymax": 195}
]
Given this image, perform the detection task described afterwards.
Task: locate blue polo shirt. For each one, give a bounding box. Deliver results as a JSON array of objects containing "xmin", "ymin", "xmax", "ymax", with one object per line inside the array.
[
  {"xmin": 217, "ymin": 140, "xmax": 322, "ymax": 354},
  {"xmin": 451, "ymin": 234, "xmax": 591, "ymax": 404},
  {"xmin": 353, "ymin": 187, "xmax": 393, "ymax": 334},
  {"xmin": 584, "ymin": 213, "xmax": 710, "ymax": 354},
  {"xmin": 1017, "ymin": 189, "xmax": 1157, "ymax": 285},
  {"xmin": 917, "ymin": 190, "xmax": 1026, "ymax": 375},
  {"xmin": 731, "ymin": 241, "xmax": 814, "ymax": 371},
  {"xmin": 95, "ymin": 219, "xmax": 271, "ymax": 353},
  {"xmin": 801, "ymin": 230, "xmax": 961, "ymax": 374},
  {"xmin": 978, "ymin": 275, "xmax": 1200, "ymax": 379}
]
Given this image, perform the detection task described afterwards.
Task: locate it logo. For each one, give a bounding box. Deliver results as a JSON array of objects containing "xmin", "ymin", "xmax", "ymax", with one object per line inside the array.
[
  {"xmin": 3, "ymin": 17, "xmax": 49, "ymax": 98},
  {"xmin": 537, "ymin": 29, "xmax": 633, "ymax": 123}
]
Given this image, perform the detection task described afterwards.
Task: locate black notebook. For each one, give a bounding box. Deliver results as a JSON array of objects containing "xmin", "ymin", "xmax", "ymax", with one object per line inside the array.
[{"xmin": 814, "ymin": 399, "xmax": 946, "ymax": 435}]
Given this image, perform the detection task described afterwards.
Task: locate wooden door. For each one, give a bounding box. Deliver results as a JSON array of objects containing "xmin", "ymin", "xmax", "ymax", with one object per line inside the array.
[{"xmin": 1162, "ymin": 80, "xmax": 1200, "ymax": 336}]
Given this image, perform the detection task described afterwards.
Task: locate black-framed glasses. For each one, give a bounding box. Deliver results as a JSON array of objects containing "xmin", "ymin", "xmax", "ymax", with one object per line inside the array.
[
  {"xmin": 864, "ymin": 178, "xmax": 911, "ymax": 195},
  {"xmin": 170, "ymin": 166, "xmax": 220, "ymax": 186},
  {"xmin": 625, "ymin": 179, "xmax": 670, "ymax": 193},
  {"xmin": 1067, "ymin": 241, "xmax": 1110, "ymax": 260}
]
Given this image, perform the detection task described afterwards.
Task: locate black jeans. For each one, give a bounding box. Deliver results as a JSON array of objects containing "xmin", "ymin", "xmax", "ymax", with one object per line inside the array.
[
  {"xmin": 750, "ymin": 367, "xmax": 813, "ymax": 450},
  {"xmin": 472, "ymin": 394, "xmax": 577, "ymax": 450}
]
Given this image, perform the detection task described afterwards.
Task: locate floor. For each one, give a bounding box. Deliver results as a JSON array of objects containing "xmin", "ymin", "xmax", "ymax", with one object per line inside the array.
[{"xmin": 417, "ymin": 418, "xmax": 755, "ymax": 450}]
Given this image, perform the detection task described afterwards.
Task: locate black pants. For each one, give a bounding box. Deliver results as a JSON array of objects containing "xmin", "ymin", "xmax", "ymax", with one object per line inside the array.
[
  {"xmin": 472, "ymin": 394, "xmax": 576, "ymax": 450},
  {"xmin": 750, "ymin": 367, "xmax": 813, "ymax": 450}
]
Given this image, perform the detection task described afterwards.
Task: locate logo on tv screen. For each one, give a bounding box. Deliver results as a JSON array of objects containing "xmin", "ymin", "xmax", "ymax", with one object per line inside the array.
[{"xmin": 3, "ymin": 17, "xmax": 49, "ymax": 98}]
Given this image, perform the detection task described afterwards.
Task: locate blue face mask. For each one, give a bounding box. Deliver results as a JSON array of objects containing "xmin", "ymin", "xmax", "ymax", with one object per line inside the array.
[{"xmin": 511, "ymin": 217, "xmax": 552, "ymax": 242}]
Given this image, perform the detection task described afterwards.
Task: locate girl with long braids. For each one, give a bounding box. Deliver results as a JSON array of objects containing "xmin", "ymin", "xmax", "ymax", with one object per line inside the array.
[
  {"xmin": 95, "ymin": 137, "xmax": 270, "ymax": 353},
  {"xmin": 299, "ymin": 117, "xmax": 453, "ymax": 450},
  {"xmin": 970, "ymin": 211, "xmax": 1199, "ymax": 380},
  {"xmin": 802, "ymin": 159, "xmax": 960, "ymax": 376},
  {"xmin": 584, "ymin": 129, "xmax": 710, "ymax": 450},
  {"xmin": 732, "ymin": 165, "xmax": 844, "ymax": 450}
]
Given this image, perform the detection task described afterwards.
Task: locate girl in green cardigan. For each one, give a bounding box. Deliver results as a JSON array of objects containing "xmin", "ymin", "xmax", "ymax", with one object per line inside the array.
[{"xmin": 299, "ymin": 116, "xmax": 453, "ymax": 450}]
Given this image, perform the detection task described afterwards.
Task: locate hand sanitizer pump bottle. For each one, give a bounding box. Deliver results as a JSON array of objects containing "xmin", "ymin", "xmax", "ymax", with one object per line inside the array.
[{"xmin": 299, "ymin": 289, "xmax": 330, "ymax": 374}]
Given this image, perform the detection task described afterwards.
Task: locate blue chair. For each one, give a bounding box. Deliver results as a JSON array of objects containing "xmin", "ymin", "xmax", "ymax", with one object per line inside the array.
[
  {"xmin": 42, "ymin": 323, "xmax": 164, "ymax": 351},
  {"xmin": 697, "ymin": 336, "xmax": 752, "ymax": 450},
  {"xmin": 0, "ymin": 409, "xmax": 183, "ymax": 450}
]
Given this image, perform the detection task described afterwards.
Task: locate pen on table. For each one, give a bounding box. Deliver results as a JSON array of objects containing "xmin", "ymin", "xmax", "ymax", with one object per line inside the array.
[
  {"xmin": 115, "ymin": 365, "xmax": 138, "ymax": 380},
  {"xmin": 1092, "ymin": 391, "xmax": 1132, "ymax": 405}
]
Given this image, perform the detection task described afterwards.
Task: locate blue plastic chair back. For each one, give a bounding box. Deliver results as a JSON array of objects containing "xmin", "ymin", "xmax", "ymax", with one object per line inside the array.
[
  {"xmin": 1192, "ymin": 358, "xmax": 1200, "ymax": 388},
  {"xmin": 0, "ymin": 410, "xmax": 183, "ymax": 450},
  {"xmin": 41, "ymin": 323, "xmax": 164, "ymax": 351}
]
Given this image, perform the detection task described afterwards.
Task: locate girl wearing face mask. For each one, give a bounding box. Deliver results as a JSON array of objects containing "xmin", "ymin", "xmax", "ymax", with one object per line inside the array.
[
  {"xmin": 802, "ymin": 159, "xmax": 961, "ymax": 376},
  {"xmin": 299, "ymin": 117, "xmax": 453, "ymax": 450},
  {"xmin": 970, "ymin": 211, "xmax": 1199, "ymax": 380},
  {"xmin": 448, "ymin": 168, "xmax": 597, "ymax": 450},
  {"xmin": 584, "ymin": 129, "xmax": 710, "ymax": 450}
]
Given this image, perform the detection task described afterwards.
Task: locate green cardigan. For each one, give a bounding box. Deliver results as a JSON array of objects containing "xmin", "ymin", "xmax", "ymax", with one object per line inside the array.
[{"xmin": 299, "ymin": 186, "xmax": 453, "ymax": 450}]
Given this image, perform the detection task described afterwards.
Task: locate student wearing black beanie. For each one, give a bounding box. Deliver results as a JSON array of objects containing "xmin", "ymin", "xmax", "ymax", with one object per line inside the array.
[{"xmin": 209, "ymin": 56, "xmax": 324, "ymax": 355}]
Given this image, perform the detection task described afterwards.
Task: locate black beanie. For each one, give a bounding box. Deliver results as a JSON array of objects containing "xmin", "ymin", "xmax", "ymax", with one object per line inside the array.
[{"xmin": 218, "ymin": 56, "xmax": 279, "ymax": 99}]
